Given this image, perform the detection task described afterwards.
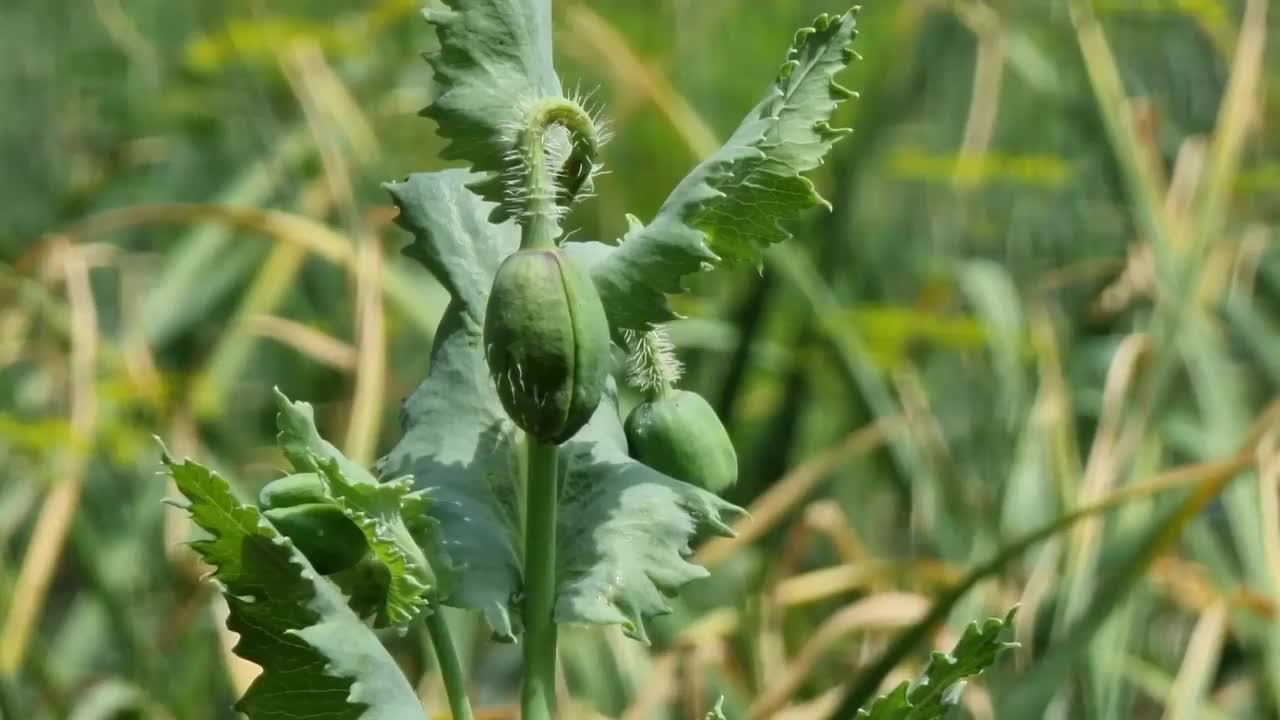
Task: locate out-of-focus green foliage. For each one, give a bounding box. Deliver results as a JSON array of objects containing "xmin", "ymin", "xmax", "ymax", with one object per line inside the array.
[{"xmin": 2, "ymin": 0, "xmax": 1279, "ymax": 719}]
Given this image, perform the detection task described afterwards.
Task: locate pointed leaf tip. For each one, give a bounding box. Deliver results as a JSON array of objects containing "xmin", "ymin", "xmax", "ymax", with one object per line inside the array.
[
  {"xmin": 856, "ymin": 605, "xmax": 1017, "ymax": 718},
  {"xmin": 588, "ymin": 8, "xmax": 861, "ymax": 331},
  {"xmin": 161, "ymin": 456, "xmax": 424, "ymax": 718},
  {"xmin": 553, "ymin": 388, "xmax": 745, "ymax": 641}
]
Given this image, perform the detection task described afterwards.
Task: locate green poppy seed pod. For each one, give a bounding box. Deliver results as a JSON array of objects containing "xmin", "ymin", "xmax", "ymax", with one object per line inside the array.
[
  {"xmin": 624, "ymin": 389, "xmax": 738, "ymax": 494},
  {"xmin": 259, "ymin": 473, "xmax": 367, "ymax": 575},
  {"xmin": 484, "ymin": 248, "xmax": 610, "ymax": 443}
]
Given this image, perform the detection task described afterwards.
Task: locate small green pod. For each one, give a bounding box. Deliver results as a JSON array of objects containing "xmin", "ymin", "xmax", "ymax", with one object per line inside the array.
[
  {"xmin": 259, "ymin": 474, "xmax": 366, "ymax": 575},
  {"xmin": 258, "ymin": 472, "xmax": 326, "ymax": 509},
  {"xmin": 263, "ymin": 503, "xmax": 368, "ymax": 575},
  {"xmin": 483, "ymin": 248, "xmax": 610, "ymax": 443},
  {"xmin": 624, "ymin": 389, "xmax": 738, "ymax": 494}
]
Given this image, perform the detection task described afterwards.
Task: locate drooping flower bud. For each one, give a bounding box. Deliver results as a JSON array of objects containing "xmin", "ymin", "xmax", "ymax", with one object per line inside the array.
[{"xmin": 484, "ymin": 249, "xmax": 610, "ymax": 443}]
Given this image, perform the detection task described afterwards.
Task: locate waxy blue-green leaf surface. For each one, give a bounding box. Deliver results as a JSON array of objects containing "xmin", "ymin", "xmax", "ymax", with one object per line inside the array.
[
  {"xmin": 556, "ymin": 384, "xmax": 744, "ymax": 641},
  {"xmin": 857, "ymin": 607, "xmax": 1018, "ymax": 719},
  {"xmin": 590, "ymin": 9, "xmax": 860, "ymax": 331},
  {"xmin": 381, "ymin": 169, "xmax": 744, "ymax": 642},
  {"xmin": 381, "ymin": 170, "xmax": 524, "ymax": 639},
  {"xmin": 162, "ymin": 453, "xmax": 426, "ymax": 720},
  {"xmin": 420, "ymin": 0, "xmax": 562, "ymax": 221}
]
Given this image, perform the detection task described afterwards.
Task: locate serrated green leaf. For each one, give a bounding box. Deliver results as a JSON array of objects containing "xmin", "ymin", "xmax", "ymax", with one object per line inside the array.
[
  {"xmin": 590, "ymin": 9, "xmax": 860, "ymax": 331},
  {"xmin": 857, "ymin": 607, "xmax": 1018, "ymax": 720},
  {"xmin": 380, "ymin": 170, "xmax": 524, "ymax": 640},
  {"xmin": 274, "ymin": 392, "xmax": 452, "ymax": 627},
  {"xmin": 162, "ymin": 452, "xmax": 426, "ymax": 720},
  {"xmin": 314, "ymin": 458, "xmax": 443, "ymax": 627},
  {"xmin": 555, "ymin": 383, "xmax": 744, "ymax": 642},
  {"xmin": 420, "ymin": 0, "xmax": 562, "ymax": 220},
  {"xmin": 381, "ymin": 169, "xmax": 745, "ymax": 642},
  {"xmin": 273, "ymin": 387, "xmax": 378, "ymax": 486},
  {"xmin": 383, "ymin": 171, "xmax": 520, "ymax": 319}
]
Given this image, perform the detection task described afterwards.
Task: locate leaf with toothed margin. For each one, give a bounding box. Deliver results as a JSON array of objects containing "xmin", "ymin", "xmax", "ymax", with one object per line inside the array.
[
  {"xmin": 382, "ymin": 170, "xmax": 519, "ymax": 321},
  {"xmin": 312, "ymin": 455, "xmax": 448, "ymax": 627},
  {"xmin": 274, "ymin": 387, "xmax": 378, "ymax": 486},
  {"xmin": 588, "ymin": 9, "xmax": 860, "ymax": 332},
  {"xmin": 857, "ymin": 607, "xmax": 1019, "ymax": 719},
  {"xmin": 274, "ymin": 392, "xmax": 453, "ymax": 627},
  {"xmin": 381, "ymin": 169, "xmax": 745, "ymax": 642},
  {"xmin": 555, "ymin": 381, "xmax": 744, "ymax": 642},
  {"xmin": 161, "ymin": 451, "xmax": 427, "ymax": 720},
  {"xmin": 420, "ymin": 0, "xmax": 563, "ymax": 221},
  {"xmin": 381, "ymin": 170, "xmax": 524, "ymax": 640}
]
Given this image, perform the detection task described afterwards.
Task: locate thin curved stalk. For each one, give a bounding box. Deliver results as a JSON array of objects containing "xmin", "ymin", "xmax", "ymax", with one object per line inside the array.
[{"xmin": 425, "ymin": 610, "xmax": 475, "ymax": 720}]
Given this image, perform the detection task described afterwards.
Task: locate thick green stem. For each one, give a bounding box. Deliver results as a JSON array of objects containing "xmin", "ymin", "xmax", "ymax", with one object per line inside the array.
[
  {"xmin": 521, "ymin": 438, "xmax": 560, "ymax": 720},
  {"xmin": 506, "ymin": 96, "xmax": 597, "ymax": 719},
  {"xmin": 425, "ymin": 610, "xmax": 474, "ymax": 720}
]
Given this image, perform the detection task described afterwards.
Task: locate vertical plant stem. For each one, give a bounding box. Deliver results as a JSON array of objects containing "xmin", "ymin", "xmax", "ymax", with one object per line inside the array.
[
  {"xmin": 522, "ymin": 438, "xmax": 560, "ymax": 720},
  {"xmin": 425, "ymin": 610, "xmax": 474, "ymax": 720}
]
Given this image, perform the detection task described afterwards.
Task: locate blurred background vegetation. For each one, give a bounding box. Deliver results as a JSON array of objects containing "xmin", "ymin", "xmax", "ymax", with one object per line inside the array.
[{"xmin": 2, "ymin": 0, "xmax": 1279, "ymax": 718}]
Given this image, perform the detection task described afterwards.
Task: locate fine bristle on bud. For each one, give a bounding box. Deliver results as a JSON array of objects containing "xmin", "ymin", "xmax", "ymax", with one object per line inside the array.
[{"xmin": 623, "ymin": 327, "xmax": 684, "ymax": 395}]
